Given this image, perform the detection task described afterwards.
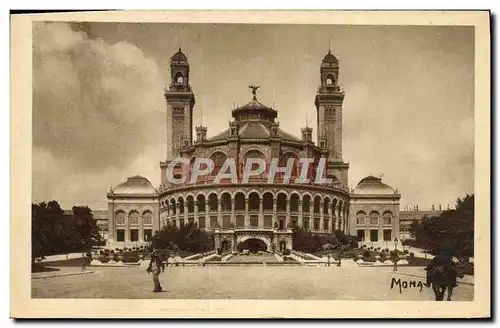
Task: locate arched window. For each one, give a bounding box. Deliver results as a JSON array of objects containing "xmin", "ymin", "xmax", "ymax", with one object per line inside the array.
[
  {"xmin": 323, "ymin": 198, "xmax": 331, "ymax": 215},
  {"xmin": 313, "ymin": 196, "xmax": 321, "ymax": 213},
  {"xmin": 170, "ymin": 199, "xmax": 176, "ymax": 215},
  {"xmin": 129, "ymin": 210, "xmax": 139, "ymax": 225},
  {"xmin": 186, "ymin": 195, "xmax": 195, "ymax": 213},
  {"xmin": 115, "ymin": 210, "xmax": 125, "ymax": 225},
  {"xmin": 248, "ymin": 192, "xmax": 260, "ymax": 212},
  {"xmin": 369, "ymin": 211, "xmax": 380, "ymax": 225},
  {"xmin": 326, "ymin": 74, "xmax": 335, "ymax": 85},
  {"xmin": 277, "ymin": 193, "xmax": 287, "ymax": 212},
  {"xmin": 210, "ymin": 152, "xmax": 227, "ymax": 176},
  {"xmin": 178, "ymin": 197, "xmax": 185, "ymax": 214},
  {"xmin": 356, "ymin": 211, "xmax": 366, "ymax": 225},
  {"xmin": 174, "ymin": 71, "xmax": 184, "ymax": 84},
  {"xmin": 290, "ymin": 194, "xmax": 299, "ymax": 212},
  {"xmin": 263, "ymin": 193, "xmax": 273, "ymax": 212},
  {"xmin": 383, "ymin": 211, "xmax": 393, "ymax": 225},
  {"xmin": 221, "ymin": 193, "xmax": 232, "ymax": 212},
  {"xmin": 197, "ymin": 194, "xmax": 206, "ymax": 213},
  {"xmin": 235, "ymin": 192, "xmax": 245, "ymax": 211},
  {"xmin": 208, "ymin": 194, "xmax": 218, "ymax": 212},
  {"xmin": 302, "ymin": 195, "xmax": 311, "ymax": 213},
  {"xmin": 143, "ymin": 210, "xmax": 153, "ymax": 225},
  {"xmin": 244, "ymin": 150, "xmax": 266, "ymax": 171}
]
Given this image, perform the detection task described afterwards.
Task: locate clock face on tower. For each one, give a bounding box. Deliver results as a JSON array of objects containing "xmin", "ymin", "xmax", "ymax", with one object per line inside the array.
[
  {"xmin": 176, "ymin": 75, "xmax": 184, "ymax": 84},
  {"xmin": 326, "ymin": 78, "xmax": 333, "ymax": 85}
]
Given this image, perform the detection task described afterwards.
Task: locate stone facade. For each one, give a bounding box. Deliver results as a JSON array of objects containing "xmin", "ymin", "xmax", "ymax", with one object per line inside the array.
[
  {"xmin": 106, "ymin": 176, "xmax": 159, "ymax": 247},
  {"xmin": 348, "ymin": 176, "xmax": 401, "ymax": 248},
  {"xmin": 105, "ymin": 48, "xmax": 402, "ymax": 250}
]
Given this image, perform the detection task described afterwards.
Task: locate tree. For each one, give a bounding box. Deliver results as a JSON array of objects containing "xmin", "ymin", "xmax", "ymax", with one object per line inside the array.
[
  {"xmin": 410, "ymin": 194, "xmax": 474, "ymax": 259},
  {"xmin": 151, "ymin": 222, "xmax": 214, "ymax": 252},
  {"xmin": 32, "ymin": 201, "xmax": 102, "ymax": 264},
  {"xmin": 72, "ymin": 206, "xmax": 102, "ymax": 250}
]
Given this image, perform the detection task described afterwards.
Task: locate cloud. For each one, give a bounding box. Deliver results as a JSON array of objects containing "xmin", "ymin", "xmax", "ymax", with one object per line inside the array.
[
  {"xmin": 32, "ymin": 22, "xmax": 166, "ymax": 208},
  {"xmin": 33, "ymin": 22, "xmax": 165, "ymax": 173}
]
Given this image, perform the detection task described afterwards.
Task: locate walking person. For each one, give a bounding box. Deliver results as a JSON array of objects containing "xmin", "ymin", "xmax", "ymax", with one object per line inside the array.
[
  {"xmin": 423, "ymin": 249, "xmax": 457, "ymax": 288},
  {"xmin": 147, "ymin": 250, "xmax": 165, "ymax": 293}
]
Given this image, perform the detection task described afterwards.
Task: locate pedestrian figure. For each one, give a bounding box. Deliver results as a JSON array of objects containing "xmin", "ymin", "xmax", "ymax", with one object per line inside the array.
[{"xmin": 147, "ymin": 250, "xmax": 165, "ymax": 293}]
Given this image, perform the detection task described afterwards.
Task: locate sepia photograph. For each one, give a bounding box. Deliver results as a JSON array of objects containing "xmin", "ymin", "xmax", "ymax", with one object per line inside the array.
[{"xmin": 10, "ymin": 10, "xmax": 490, "ymax": 318}]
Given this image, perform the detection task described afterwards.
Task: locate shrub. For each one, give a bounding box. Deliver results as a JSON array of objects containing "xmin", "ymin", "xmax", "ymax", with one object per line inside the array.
[
  {"xmin": 385, "ymin": 248, "xmax": 390, "ymax": 253},
  {"xmin": 283, "ymin": 249, "xmax": 291, "ymax": 256},
  {"xmin": 369, "ymin": 246, "xmax": 374, "ymax": 250},
  {"xmin": 110, "ymin": 250, "xmax": 115, "ymax": 254},
  {"xmin": 363, "ymin": 250, "xmax": 371, "ymax": 258},
  {"xmin": 403, "ymin": 249, "xmax": 409, "ymax": 254},
  {"xmin": 409, "ymin": 252, "xmax": 415, "ymax": 258},
  {"xmin": 362, "ymin": 245, "xmax": 367, "ymax": 248}
]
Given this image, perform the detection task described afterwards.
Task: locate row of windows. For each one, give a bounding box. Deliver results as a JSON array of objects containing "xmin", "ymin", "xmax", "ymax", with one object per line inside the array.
[
  {"xmin": 357, "ymin": 229, "xmax": 392, "ymax": 242},
  {"xmin": 115, "ymin": 210, "xmax": 153, "ymax": 226},
  {"xmin": 162, "ymin": 193, "xmax": 346, "ymax": 215},
  {"xmin": 115, "ymin": 229, "xmax": 153, "ymax": 242},
  {"xmin": 169, "ymin": 150, "xmax": 331, "ymax": 181},
  {"xmin": 163, "ymin": 216, "xmax": 341, "ymax": 231},
  {"xmin": 356, "ymin": 210, "xmax": 393, "ymax": 225}
]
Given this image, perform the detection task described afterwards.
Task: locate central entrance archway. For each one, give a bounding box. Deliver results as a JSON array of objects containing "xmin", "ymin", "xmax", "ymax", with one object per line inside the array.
[{"xmin": 238, "ymin": 238, "xmax": 268, "ymax": 252}]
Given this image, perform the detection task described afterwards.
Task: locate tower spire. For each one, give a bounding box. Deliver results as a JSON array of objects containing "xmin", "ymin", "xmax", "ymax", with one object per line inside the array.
[{"xmin": 328, "ymin": 39, "xmax": 331, "ymax": 53}]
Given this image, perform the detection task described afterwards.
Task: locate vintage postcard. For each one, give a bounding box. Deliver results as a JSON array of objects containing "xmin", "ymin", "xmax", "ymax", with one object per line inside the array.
[{"xmin": 11, "ymin": 10, "xmax": 490, "ymax": 318}]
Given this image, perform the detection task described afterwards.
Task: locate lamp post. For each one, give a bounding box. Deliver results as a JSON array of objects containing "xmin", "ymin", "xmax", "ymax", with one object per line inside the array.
[
  {"xmin": 393, "ymin": 237, "xmax": 399, "ymax": 251},
  {"xmin": 80, "ymin": 239, "xmax": 86, "ymax": 272}
]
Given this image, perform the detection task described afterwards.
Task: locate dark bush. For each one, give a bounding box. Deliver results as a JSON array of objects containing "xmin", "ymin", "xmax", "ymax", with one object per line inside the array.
[
  {"xmin": 403, "ymin": 249, "xmax": 409, "ymax": 254},
  {"xmin": 409, "ymin": 252, "xmax": 415, "ymax": 258},
  {"xmin": 363, "ymin": 250, "xmax": 371, "ymax": 258},
  {"xmin": 283, "ymin": 249, "xmax": 291, "ymax": 256},
  {"xmin": 385, "ymin": 248, "xmax": 390, "ymax": 253}
]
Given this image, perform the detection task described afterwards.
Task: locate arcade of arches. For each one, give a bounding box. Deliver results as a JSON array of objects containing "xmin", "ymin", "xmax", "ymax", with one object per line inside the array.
[{"xmin": 160, "ymin": 189, "xmax": 349, "ymax": 252}]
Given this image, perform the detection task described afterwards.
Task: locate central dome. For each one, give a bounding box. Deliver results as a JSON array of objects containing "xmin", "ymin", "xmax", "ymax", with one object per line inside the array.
[
  {"xmin": 353, "ymin": 176, "xmax": 396, "ymax": 195},
  {"xmin": 112, "ymin": 175, "xmax": 157, "ymax": 195},
  {"xmin": 231, "ymin": 93, "xmax": 277, "ymax": 122}
]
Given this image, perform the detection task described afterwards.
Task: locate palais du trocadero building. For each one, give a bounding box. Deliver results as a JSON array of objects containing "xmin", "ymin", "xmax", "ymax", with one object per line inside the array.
[{"xmin": 106, "ymin": 48, "xmax": 401, "ymax": 250}]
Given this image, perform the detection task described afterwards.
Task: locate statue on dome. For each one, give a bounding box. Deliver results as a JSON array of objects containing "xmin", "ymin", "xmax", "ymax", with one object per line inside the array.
[{"xmin": 249, "ymin": 84, "xmax": 260, "ymax": 99}]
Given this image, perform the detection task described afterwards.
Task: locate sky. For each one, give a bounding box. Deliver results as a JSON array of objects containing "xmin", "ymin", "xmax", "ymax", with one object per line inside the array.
[{"xmin": 32, "ymin": 22, "xmax": 474, "ymax": 211}]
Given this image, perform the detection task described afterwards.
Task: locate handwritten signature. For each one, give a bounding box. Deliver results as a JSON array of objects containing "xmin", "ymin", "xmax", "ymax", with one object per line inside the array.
[{"xmin": 391, "ymin": 277, "xmax": 424, "ymax": 293}]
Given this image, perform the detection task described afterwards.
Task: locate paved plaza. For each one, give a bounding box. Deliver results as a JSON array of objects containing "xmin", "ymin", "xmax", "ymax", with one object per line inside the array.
[{"xmin": 32, "ymin": 265, "xmax": 474, "ymax": 301}]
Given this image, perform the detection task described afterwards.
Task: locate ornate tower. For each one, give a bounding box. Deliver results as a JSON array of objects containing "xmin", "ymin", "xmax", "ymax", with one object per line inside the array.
[
  {"xmin": 164, "ymin": 48, "xmax": 195, "ymax": 160},
  {"xmin": 315, "ymin": 49, "xmax": 349, "ymax": 186},
  {"xmin": 315, "ymin": 49, "xmax": 344, "ymax": 160}
]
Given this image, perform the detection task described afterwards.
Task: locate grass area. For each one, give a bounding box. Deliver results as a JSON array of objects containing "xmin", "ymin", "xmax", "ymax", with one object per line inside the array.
[
  {"xmin": 407, "ymin": 256, "xmax": 432, "ymax": 267},
  {"xmin": 42, "ymin": 257, "xmax": 91, "ymax": 267},
  {"xmin": 31, "ymin": 264, "xmax": 61, "ymax": 273}
]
